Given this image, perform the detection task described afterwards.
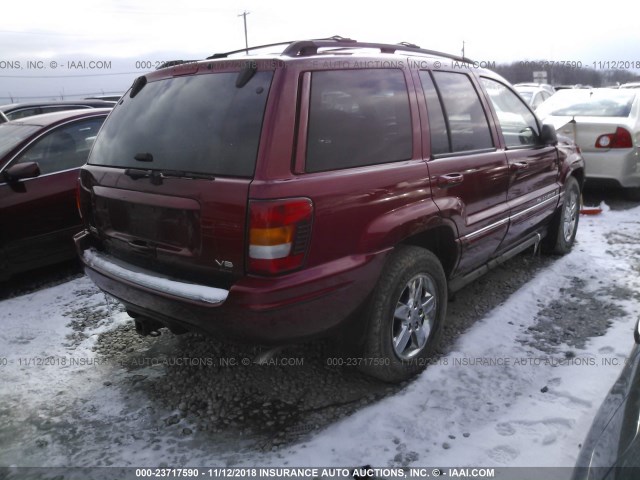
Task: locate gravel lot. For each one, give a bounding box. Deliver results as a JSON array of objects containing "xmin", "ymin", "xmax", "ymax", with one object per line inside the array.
[
  {"xmin": 1, "ymin": 189, "xmax": 637, "ymax": 472},
  {"xmin": 0, "ymin": 240, "xmax": 560, "ymax": 454}
]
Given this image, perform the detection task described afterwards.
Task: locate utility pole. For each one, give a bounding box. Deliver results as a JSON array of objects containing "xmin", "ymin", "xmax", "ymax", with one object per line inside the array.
[
  {"xmin": 238, "ymin": 11, "xmax": 250, "ymax": 54},
  {"xmin": 462, "ymin": 40, "xmax": 465, "ymax": 59}
]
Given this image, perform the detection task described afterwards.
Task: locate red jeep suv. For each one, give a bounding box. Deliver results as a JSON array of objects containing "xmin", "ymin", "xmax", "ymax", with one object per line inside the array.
[{"xmin": 76, "ymin": 37, "xmax": 585, "ymax": 382}]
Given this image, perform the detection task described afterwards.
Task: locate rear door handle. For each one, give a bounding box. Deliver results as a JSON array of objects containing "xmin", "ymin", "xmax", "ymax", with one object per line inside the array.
[
  {"xmin": 436, "ymin": 173, "xmax": 464, "ymax": 188},
  {"xmin": 511, "ymin": 162, "xmax": 529, "ymax": 171}
]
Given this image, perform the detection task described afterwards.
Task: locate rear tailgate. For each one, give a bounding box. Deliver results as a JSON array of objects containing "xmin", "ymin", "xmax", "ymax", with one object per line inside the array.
[
  {"xmin": 79, "ymin": 64, "xmax": 274, "ymax": 286},
  {"xmin": 82, "ymin": 169, "xmax": 250, "ymax": 284}
]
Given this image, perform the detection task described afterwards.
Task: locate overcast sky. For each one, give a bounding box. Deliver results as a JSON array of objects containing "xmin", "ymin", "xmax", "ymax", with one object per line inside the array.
[{"xmin": 1, "ymin": 0, "xmax": 639, "ymax": 102}]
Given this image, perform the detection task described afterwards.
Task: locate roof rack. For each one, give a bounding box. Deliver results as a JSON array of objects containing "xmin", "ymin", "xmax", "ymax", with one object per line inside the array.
[
  {"xmin": 207, "ymin": 36, "xmax": 473, "ymax": 63},
  {"xmin": 206, "ymin": 40, "xmax": 299, "ymax": 59}
]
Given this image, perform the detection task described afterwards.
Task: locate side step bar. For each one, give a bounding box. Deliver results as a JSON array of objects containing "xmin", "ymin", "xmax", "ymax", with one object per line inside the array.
[{"xmin": 449, "ymin": 233, "xmax": 542, "ymax": 293}]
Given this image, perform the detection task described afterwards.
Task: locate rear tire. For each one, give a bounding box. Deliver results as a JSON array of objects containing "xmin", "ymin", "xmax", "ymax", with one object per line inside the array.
[
  {"xmin": 358, "ymin": 246, "xmax": 447, "ymax": 383},
  {"xmin": 543, "ymin": 176, "xmax": 580, "ymax": 255}
]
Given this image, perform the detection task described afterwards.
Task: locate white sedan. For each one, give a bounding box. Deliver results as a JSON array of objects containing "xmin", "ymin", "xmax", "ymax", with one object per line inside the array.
[
  {"xmin": 514, "ymin": 84, "xmax": 553, "ymax": 109},
  {"xmin": 536, "ymin": 88, "xmax": 640, "ymax": 199}
]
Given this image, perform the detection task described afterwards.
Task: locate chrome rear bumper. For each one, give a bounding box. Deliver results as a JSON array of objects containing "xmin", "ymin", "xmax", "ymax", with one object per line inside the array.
[{"xmin": 82, "ymin": 248, "xmax": 229, "ymax": 305}]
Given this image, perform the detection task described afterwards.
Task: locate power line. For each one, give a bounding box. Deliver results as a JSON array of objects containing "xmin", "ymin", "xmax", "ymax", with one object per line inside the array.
[
  {"xmin": 0, "ymin": 71, "xmax": 144, "ymax": 79},
  {"xmin": 1, "ymin": 90, "xmax": 124, "ymax": 101},
  {"xmin": 0, "ymin": 29, "xmax": 95, "ymax": 37},
  {"xmin": 238, "ymin": 11, "xmax": 250, "ymax": 54}
]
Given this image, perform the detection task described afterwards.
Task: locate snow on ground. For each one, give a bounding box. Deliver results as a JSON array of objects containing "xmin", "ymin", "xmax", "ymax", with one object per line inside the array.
[
  {"xmin": 1, "ymin": 204, "xmax": 639, "ymax": 477},
  {"xmin": 249, "ymin": 205, "xmax": 640, "ymax": 471},
  {"xmin": 0, "ymin": 278, "xmax": 130, "ymax": 466}
]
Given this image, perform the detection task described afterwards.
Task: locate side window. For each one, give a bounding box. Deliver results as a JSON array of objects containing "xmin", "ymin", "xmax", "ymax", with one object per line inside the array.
[
  {"xmin": 39, "ymin": 105, "xmax": 89, "ymax": 115},
  {"xmin": 15, "ymin": 117, "xmax": 105, "ymax": 175},
  {"xmin": 306, "ymin": 69, "xmax": 412, "ymax": 172},
  {"xmin": 7, "ymin": 108, "xmax": 42, "ymax": 121},
  {"xmin": 430, "ymin": 71, "xmax": 494, "ymax": 153},
  {"xmin": 480, "ymin": 77, "xmax": 541, "ymax": 148}
]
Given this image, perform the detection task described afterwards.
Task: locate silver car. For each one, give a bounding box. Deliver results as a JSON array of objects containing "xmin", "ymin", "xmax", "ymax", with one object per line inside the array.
[
  {"xmin": 536, "ymin": 88, "xmax": 640, "ymax": 199},
  {"xmin": 514, "ymin": 84, "xmax": 553, "ymax": 109}
]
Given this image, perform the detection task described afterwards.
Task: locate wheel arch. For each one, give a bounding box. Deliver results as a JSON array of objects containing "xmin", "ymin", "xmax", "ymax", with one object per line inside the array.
[
  {"xmin": 570, "ymin": 167, "xmax": 586, "ymax": 191},
  {"xmin": 399, "ymin": 224, "xmax": 459, "ymax": 279}
]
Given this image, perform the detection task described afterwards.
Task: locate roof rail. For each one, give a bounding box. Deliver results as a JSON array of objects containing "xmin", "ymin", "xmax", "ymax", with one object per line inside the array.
[
  {"xmin": 206, "ymin": 36, "xmax": 349, "ymax": 59},
  {"xmin": 206, "ymin": 36, "xmax": 473, "ymax": 63},
  {"xmin": 206, "ymin": 40, "xmax": 297, "ymax": 59},
  {"xmin": 281, "ymin": 36, "xmax": 473, "ymax": 63}
]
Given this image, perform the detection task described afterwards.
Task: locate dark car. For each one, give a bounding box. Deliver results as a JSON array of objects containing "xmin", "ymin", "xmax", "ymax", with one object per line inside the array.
[
  {"xmin": 0, "ymin": 100, "xmax": 116, "ymax": 122},
  {"xmin": 0, "ymin": 109, "xmax": 110, "ymax": 279},
  {"xmin": 572, "ymin": 319, "xmax": 640, "ymax": 480},
  {"xmin": 75, "ymin": 36, "xmax": 585, "ymax": 382}
]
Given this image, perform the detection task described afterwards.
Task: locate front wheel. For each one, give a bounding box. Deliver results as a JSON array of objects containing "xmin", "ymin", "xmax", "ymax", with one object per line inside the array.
[
  {"xmin": 543, "ymin": 176, "xmax": 581, "ymax": 255},
  {"xmin": 359, "ymin": 246, "xmax": 447, "ymax": 383}
]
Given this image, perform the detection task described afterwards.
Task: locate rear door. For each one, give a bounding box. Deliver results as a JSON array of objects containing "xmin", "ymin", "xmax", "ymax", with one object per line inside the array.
[
  {"xmin": 83, "ymin": 67, "xmax": 274, "ymax": 285},
  {"xmin": 480, "ymin": 77, "xmax": 560, "ymax": 249},
  {"xmin": 415, "ymin": 70, "xmax": 510, "ymax": 275}
]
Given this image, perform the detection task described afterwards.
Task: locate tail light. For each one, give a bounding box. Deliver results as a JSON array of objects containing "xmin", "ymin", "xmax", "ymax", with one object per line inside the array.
[
  {"xmin": 248, "ymin": 198, "xmax": 313, "ymax": 275},
  {"xmin": 595, "ymin": 127, "xmax": 633, "ymax": 149}
]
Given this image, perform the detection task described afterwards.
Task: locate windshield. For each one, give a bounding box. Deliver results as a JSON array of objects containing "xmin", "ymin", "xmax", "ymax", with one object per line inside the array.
[
  {"xmin": 89, "ymin": 71, "xmax": 273, "ymax": 177},
  {"xmin": 536, "ymin": 89, "xmax": 636, "ymax": 118},
  {"xmin": 0, "ymin": 123, "xmax": 40, "ymax": 159}
]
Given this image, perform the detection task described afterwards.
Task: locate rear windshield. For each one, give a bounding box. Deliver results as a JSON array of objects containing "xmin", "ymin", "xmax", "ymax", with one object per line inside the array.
[
  {"xmin": 89, "ymin": 71, "xmax": 273, "ymax": 177},
  {"xmin": 537, "ymin": 90, "xmax": 636, "ymax": 118},
  {"xmin": 516, "ymin": 90, "xmax": 532, "ymax": 100},
  {"xmin": 0, "ymin": 123, "xmax": 40, "ymax": 158}
]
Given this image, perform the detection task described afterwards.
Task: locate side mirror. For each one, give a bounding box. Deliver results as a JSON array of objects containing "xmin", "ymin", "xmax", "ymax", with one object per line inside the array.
[
  {"xmin": 540, "ymin": 124, "xmax": 558, "ymax": 146},
  {"xmin": 519, "ymin": 127, "xmax": 536, "ymax": 145},
  {"xmin": 2, "ymin": 162, "xmax": 41, "ymax": 183}
]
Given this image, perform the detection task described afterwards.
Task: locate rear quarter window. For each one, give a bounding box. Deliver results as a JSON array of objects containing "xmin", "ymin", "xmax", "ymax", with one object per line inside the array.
[
  {"xmin": 305, "ymin": 69, "xmax": 412, "ymax": 172},
  {"xmin": 88, "ymin": 71, "xmax": 273, "ymax": 177}
]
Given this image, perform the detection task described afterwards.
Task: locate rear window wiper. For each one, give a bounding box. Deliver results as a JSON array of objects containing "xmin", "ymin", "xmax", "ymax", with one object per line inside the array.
[
  {"xmin": 161, "ymin": 170, "xmax": 216, "ymax": 180},
  {"xmin": 124, "ymin": 168, "xmax": 151, "ymax": 180},
  {"xmin": 124, "ymin": 168, "xmax": 215, "ymax": 182},
  {"xmin": 134, "ymin": 152, "xmax": 153, "ymax": 162}
]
